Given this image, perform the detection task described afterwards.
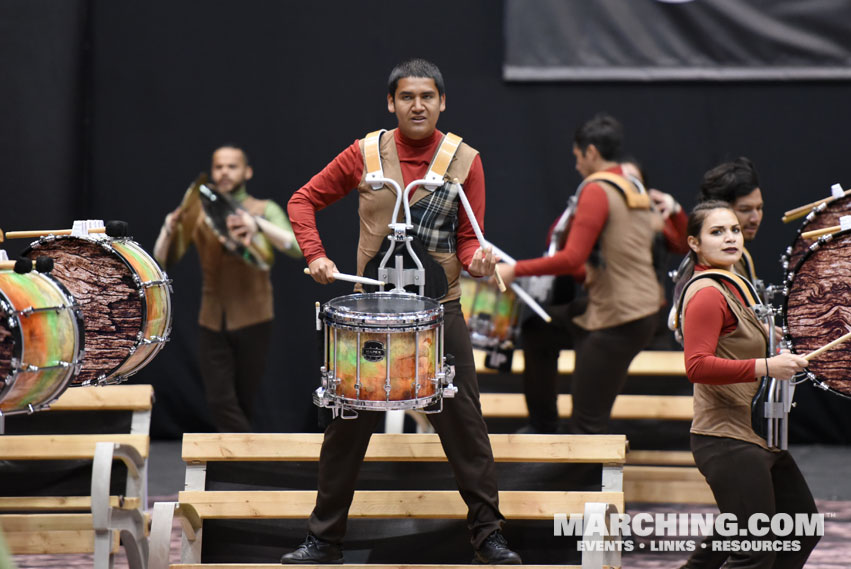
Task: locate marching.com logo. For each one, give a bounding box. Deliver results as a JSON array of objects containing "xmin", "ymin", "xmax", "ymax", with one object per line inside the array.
[{"xmin": 554, "ymin": 512, "xmax": 824, "ymax": 553}]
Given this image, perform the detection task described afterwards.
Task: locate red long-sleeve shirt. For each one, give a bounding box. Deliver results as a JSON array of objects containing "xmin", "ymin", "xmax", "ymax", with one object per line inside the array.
[
  {"xmin": 287, "ymin": 129, "xmax": 484, "ymax": 270},
  {"xmin": 682, "ymin": 266, "xmax": 758, "ymax": 384},
  {"xmin": 514, "ymin": 169, "xmax": 616, "ymax": 277},
  {"xmin": 663, "ymin": 208, "xmax": 689, "ymax": 255}
]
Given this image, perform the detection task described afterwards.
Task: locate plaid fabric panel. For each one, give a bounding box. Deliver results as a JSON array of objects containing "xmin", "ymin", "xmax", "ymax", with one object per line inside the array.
[{"xmin": 410, "ymin": 182, "xmax": 459, "ymax": 253}]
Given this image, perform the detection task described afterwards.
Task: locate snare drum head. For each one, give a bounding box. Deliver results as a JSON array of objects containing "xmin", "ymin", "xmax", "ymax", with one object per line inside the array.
[
  {"xmin": 785, "ymin": 195, "xmax": 851, "ymax": 275},
  {"xmin": 783, "ymin": 229, "xmax": 851, "ymax": 398},
  {"xmin": 324, "ymin": 293, "xmax": 442, "ymax": 327},
  {"xmin": 25, "ymin": 235, "xmax": 146, "ymax": 385}
]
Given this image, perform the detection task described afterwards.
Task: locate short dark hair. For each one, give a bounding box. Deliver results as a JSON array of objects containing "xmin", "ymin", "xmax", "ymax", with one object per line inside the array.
[
  {"xmin": 686, "ymin": 200, "xmax": 736, "ymax": 263},
  {"xmin": 387, "ymin": 58, "xmax": 445, "ymax": 98},
  {"xmin": 213, "ymin": 144, "xmax": 250, "ymax": 166},
  {"xmin": 574, "ymin": 113, "xmax": 624, "ymax": 161},
  {"xmin": 699, "ymin": 157, "xmax": 760, "ymax": 204}
]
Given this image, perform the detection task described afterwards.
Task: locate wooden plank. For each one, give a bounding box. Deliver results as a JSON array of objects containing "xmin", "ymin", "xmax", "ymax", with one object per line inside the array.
[
  {"xmin": 47, "ymin": 384, "xmax": 154, "ymax": 411},
  {"xmin": 0, "ymin": 495, "xmax": 140, "ymax": 512},
  {"xmin": 0, "ymin": 434, "xmax": 149, "ymax": 460},
  {"xmin": 479, "ymin": 393, "xmax": 693, "ymax": 421},
  {"xmin": 626, "ymin": 450, "xmax": 695, "ymax": 466},
  {"xmin": 476, "ymin": 349, "xmax": 685, "ymax": 376},
  {"xmin": 182, "ymin": 433, "xmax": 626, "ymax": 464},
  {"xmin": 177, "ymin": 490, "xmax": 624, "ymax": 520},
  {"xmin": 0, "ymin": 513, "xmax": 93, "ymax": 531},
  {"xmin": 624, "ymin": 466, "xmax": 715, "ymax": 504}
]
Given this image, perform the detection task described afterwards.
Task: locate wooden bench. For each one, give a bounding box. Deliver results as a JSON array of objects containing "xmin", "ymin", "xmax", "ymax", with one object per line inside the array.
[
  {"xmin": 474, "ymin": 349, "xmax": 687, "ymax": 376},
  {"xmin": 0, "ymin": 383, "xmax": 153, "ymax": 568},
  {"xmin": 148, "ymin": 432, "xmax": 628, "ymax": 569},
  {"xmin": 472, "ymin": 349, "xmax": 714, "ymax": 505}
]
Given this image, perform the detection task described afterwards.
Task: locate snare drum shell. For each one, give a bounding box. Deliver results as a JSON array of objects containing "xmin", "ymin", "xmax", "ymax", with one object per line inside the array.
[{"xmin": 322, "ymin": 293, "xmax": 443, "ymax": 410}]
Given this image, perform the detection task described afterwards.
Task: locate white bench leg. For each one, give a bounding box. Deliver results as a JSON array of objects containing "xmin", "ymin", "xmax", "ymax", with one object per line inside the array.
[{"xmin": 384, "ymin": 410, "xmax": 405, "ymax": 433}]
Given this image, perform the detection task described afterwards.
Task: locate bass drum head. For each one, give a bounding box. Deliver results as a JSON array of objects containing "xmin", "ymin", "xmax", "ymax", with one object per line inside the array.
[
  {"xmin": 784, "ymin": 195, "xmax": 851, "ymax": 275},
  {"xmin": 783, "ymin": 229, "xmax": 851, "ymax": 399},
  {"xmin": 24, "ymin": 235, "xmax": 143, "ymax": 385}
]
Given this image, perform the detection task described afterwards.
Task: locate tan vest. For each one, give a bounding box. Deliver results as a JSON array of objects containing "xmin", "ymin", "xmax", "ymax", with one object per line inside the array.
[
  {"xmin": 194, "ymin": 195, "xmax": 275, "ymax": 331},
  {"xmin": 354, "ymin": 129, "xmax": 478, "ymax": 302},
  {"xmin": 733, "ymin": 247, "xmax": 757, "ymax": 282},
  {"xmin": 573, "ymin": 181, "xmax": 662, "ymax": 330},
  {"xmin": 683, "ymin": 278, "xmax": 771, "ymax": 450}
]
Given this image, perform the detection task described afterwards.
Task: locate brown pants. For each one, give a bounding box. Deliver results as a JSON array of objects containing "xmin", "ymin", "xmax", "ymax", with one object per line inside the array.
[
  {"xmin": 307, "ymin": 300, "xmax": 504, "ymax": 548},
  {"xmin": 198, "ymin": 321, "xmax": 272, "ymax": 432}
]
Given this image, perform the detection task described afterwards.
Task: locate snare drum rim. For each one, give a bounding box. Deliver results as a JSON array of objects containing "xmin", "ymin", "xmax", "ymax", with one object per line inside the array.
[
  {"xmin": 781, "ymin": 228, "xmax": 851, "ymax": 400},
  {"xmin": 326, "ymin": 391, "xmax": 442, "ymax": 411},
  {"xmin": 323, "ymin": 292, "xmax": 443, "ymax": 328}
]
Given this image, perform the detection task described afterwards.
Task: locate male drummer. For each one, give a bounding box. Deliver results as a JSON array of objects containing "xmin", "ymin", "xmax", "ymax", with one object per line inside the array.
[
  {"xmin": 283, "ymin": 59, "xmax": 521, "ymax": 565},
  {"xmin": 154, "ymin": 145, "xmax": 302, "ymax": 432},
  {"xmin": 698, "ymin": 157, "xmax": 764, "ymax": 281},
  {"xmin": 497, "ymin": 114, "xmax": 661, "ymax": 435}
]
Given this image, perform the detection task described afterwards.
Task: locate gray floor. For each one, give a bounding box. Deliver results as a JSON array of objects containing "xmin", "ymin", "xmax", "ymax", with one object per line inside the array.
[{"xmin": 147, "ymin": 438, "xmax": 851, "ymax": 500}]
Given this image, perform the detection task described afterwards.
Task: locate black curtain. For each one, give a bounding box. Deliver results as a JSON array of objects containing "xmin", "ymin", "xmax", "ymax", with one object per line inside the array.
[{"xmin": 2, "ymin": 0, "xmax": 850, "ymax": 443}]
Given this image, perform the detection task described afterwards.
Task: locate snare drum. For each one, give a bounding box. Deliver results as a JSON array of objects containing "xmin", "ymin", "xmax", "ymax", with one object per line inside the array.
[
  {"xmin": 782, "ymin": 228, "xmax": 851, "ymax": 399},
  {"xmin": 315, "ymin": 293, "xmax": 447, "ymax": 411},
  {"xmin": 24, "ymin": 234, "xmax": 172, "ymax": 385},
  {"xmin": 0, "ymin": 269, "xmax": 84, "ymax": 414},
  {"xmin": 782, "ymin": 195, "xmax": 851, "ymax": 275},
  {"xmin": 459, "ymin": 273, "xmax": 520, "ymax": 351}
]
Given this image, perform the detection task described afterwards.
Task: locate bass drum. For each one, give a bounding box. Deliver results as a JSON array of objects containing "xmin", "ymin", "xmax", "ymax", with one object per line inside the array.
[
  {"xmin": 0, "ymin": 269, "xmax": 84, "ymax": 414},
  {"xmin": 782, "ymin": 195, "xmax": 851, "ymax": 276},
  {"xmin": 782, "ymin": 228, "xmax": 851, "ymax": 399},
  {"xmin": 25, "ymin": 234, "xmax": 172, "ymax": 385}
]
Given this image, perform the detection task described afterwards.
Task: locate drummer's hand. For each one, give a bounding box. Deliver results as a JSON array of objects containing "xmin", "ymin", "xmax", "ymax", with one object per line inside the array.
[
  {"xmin": 226, "ymin": 210, "xmax": 258, "ymax": 246},
  {"xmin": 765, "ymin": 351, "xmax": 808, "ymax": 380},
  {"xmin": 467, "ymin": 246, "xmax": 499, "ymax": 278},
  {"xmin": 494, "ymin": 263, "xmax": 516, "ymax": 286},
  {"xmin": 308, "ymin": 257, "xmax": 338, "ymax": 284},
  {"xmin": 164, "ymin": 205, "xmax": 182, "ymax": 234},
  {"xmin": 649, "ymin": 189, "xmax": 680, "ymax": 219}
]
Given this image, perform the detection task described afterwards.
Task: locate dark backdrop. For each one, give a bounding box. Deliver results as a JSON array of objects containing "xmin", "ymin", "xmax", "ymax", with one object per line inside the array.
[{"xmin": 3, "ymin": 0, "xmax": 850, "ymax": 442}]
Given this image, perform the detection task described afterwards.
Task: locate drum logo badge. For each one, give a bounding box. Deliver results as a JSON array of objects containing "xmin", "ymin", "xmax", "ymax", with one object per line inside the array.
[{"xmin": 362, "ymin": 340, "xmax": 386, "ymax": 362}]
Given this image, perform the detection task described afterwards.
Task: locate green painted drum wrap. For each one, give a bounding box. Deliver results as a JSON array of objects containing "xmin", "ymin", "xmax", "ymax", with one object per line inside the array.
[
  {"xmin": 0, "ymin": 271, "xmax": 81, "ymax": 413},
  {"xmin": 110, "ymin": 240, "xmax": 171, "ymax": 376}
]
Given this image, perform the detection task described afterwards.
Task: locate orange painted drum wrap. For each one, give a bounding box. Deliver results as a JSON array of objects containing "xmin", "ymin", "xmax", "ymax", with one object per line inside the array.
[
  {"xmin": 330, "ymin": 328, "xmax": 437, "ymax": 401},
  {"xmin": 0, "ymin": 270, "xmax": 82, "ymax": 413},
  {"xmin": 322, "ymin": 293, "xmax": 443, "ymax": 409}
]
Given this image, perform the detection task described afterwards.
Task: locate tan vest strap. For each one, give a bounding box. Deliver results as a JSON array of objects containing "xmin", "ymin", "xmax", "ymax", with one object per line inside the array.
[
  {"xmin": 586, "ymin": 172, "xmax": 651, "ymax": 209},
  {"xmin": 422, "ymin": 132, "xmax": 463, "ymax": 190},
  {"xmin": 673, "ymin": 269, "xmax": 760, "ymax": 329},
  {"xmin": 363, "ymin": 130, "xmax": 387, "ymax": 189},
  {"xmin": 740, "ymin": 247, "xmax": 757, "ymax": 281}
]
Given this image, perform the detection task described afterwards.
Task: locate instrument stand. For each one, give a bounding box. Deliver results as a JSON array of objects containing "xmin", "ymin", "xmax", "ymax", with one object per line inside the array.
[{"xmin": 755, "ymin": 288, "xmax": 795, "ymax": 450}]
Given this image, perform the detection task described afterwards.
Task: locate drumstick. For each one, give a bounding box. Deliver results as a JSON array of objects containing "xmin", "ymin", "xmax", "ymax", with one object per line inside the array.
[
  {"xmin": 4, "ymin": 227, "xmax": 107, "ymax": 239},
  {"xmin": 800, "ymin": 225, "xmax": 841, "ymax": 240},
  {"xmin": 782, "ymin": 189, "xmax": 851, "ymax": 223},
  {"xmin": 450, "ymin": 180, "xmax": 506, "ymax": 292},
  {"xmin": 303, "ymin": 267, "xmax": 384, "ymax": 287},
  {"xmin": 803, "ymin": 330, "xmax": 851, "ymax": 361}
]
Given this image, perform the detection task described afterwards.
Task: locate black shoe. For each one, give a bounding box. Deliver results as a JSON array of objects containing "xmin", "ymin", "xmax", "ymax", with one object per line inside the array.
[
  {"xmin": 473, "ymin": 530, "xmax": 522, "ymax": 564},
  {"xmin": 280, "ymin": 534, "xmax": 343, "ymax": 564}
]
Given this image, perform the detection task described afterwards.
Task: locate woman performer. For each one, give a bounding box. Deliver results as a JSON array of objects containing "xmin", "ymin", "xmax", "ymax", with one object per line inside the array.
[{"xmin": 678, "ymin": 200, "xmax": 819, "ymax": 569}]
